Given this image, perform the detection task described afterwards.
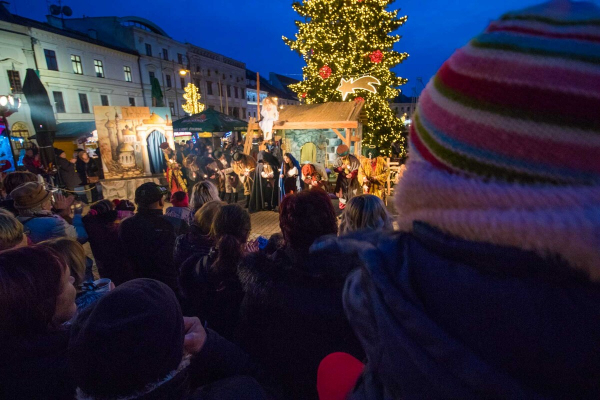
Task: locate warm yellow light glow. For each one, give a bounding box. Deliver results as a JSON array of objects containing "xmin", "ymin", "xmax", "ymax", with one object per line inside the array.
[
  {"xmin": 179, "ymin": 70, "xmax": 188, "ymax": 76},
  {"xmin": 182, "ymin": 83, "xmax": 205, "ymax": 115}
]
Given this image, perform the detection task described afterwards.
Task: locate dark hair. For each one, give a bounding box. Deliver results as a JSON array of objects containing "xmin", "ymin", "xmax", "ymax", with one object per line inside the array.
[
  {"xmin": 171, "ymin": 191, "xmax": 187, "ymax": 203},
  {"xmin": 279, "ymin": 190, "xmax": 337, "ymax": 252},
  {"xmin": 209, "ymin": 204, "xmax": 251, "ymax": 278},
  {"xmin": 0, "ymin": 246, "xmax": 66, "ymax": 338},
  {"xmin": 3, "ymin": 171, "xmax": 38, "ymax": 195}
]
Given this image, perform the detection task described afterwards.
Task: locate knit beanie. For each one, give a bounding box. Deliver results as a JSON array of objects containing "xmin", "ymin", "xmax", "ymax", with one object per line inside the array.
[
  {"xmin": 68, "ymin": 279, "xmax": 185, "ymax": 398},
  {"xmin": 410, "ymin": 0, "xmax": 600, "ymax": 185},
  {"xmin": 11, "ymin": 182, "xmax": 51, "ymax": 209},
  {"xmin": 53, "ymin": 148, "xmax": 65, "ymax": 158},
  {"xmin": 396, "ymin": 0, "xmax": 600, "ymax": 280}
]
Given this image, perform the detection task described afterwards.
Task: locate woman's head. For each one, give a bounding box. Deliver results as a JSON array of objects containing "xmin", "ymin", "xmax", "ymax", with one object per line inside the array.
[
  {"xmin": 339, "ymin": 195, "xmax": 393, "ymax": 235},
  {"xmin": 280, "ymin": 190, "xmax": 337, "ymax": 252},
  {"xmin": 39, "ymin": 238, "xmax": 87, "ymax": 288},
  {"xmin": 210, "ymin": 204, "xmax": 251, "ymax": 276},
  {"xmin": 2, "ymin": 171, "xmax": 37, "ymax": 196},
  {"xmin": 90, "ymin": 199, "xmax": 115, "ymax": 215},
  {"xmin": 0, "ymin": 209, "xmax": 27, "ymax": 253},
  {"xmin": 284, "ymin": 153, "xmax": 295, "ymax": 166},
  {"xmin": 0, "ymin": 246, "xmax": 76, "ymax": 337},
  {"xmin": 194, "ymin": 200, "xmax": 225, "ymax": 235},
  {"xmin": 78, "ymin": 151, "xmax": 90, "ymax": 162},
  {"xmin": 190, "ymin": 181, "xmax": 220, "ymax": 210},
  {"xmin": 11, "ymin": 182, "xmax": 52, "ymax": 214},
  {"xmin": 170, "ymin": 191, "xmax": 189, "ymax": 208}
]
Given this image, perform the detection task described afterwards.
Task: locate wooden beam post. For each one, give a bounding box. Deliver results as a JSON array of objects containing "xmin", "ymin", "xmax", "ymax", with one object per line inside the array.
[{"xmin": 331, "ymin": 128, "xmax": 346, "ymax": 144}]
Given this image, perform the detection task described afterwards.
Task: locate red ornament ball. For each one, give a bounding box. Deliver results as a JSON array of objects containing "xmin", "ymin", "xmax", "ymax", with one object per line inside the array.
[
  {"xmin": 369, "ymin": 50, "xmax": 384, "ymax": 63},
  {"xmin": 354, "ymin": 97, "xmax": 364, "ymax": 103},
  {"xmin": 319, "ymin": 65, "xmax": 332, "ymax": 79},
  {"xmin": 301, "ymin": 92, "xmax": 307, "ymax": 98}
]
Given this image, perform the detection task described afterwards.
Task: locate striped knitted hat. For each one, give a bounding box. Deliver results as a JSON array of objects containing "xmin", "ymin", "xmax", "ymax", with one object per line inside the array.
[{"xmin": 411, "ymin": 0, "xmax": 600, "ymax": 185}]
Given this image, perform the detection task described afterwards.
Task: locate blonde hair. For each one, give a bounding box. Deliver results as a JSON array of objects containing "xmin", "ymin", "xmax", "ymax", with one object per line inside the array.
[
  {"xmin": 39, "ymin": 237, "xmax": 87, "ymax": 287},
  {"xmin": 193, "ymin": 200, "xmax": 225, "ymax": 235},
  {"xmin": 0, "ymin": 209, "xmax": 24, "ymax": 252},
  {"xmin": 339, "ymin": 195, "xmax": 393, "ymax": 235},
  {"xmin": 262, "ymin": 96, "xmax": 277, "ymax": 107}
]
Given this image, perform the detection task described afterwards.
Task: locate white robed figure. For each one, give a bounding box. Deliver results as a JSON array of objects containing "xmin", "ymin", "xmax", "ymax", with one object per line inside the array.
[{"xmin": 259, "ymin": 97, "xmax": 279, "ymax": 141}]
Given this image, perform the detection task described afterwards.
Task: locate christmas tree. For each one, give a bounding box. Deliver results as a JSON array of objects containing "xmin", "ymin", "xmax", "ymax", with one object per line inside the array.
[
  {"xmin": 283, "ymin": 0, "xmax": 409, "ymax": 155},
  {"xmin": 182, "ymin": 83, "xmax": 205, "ymax": 115}
]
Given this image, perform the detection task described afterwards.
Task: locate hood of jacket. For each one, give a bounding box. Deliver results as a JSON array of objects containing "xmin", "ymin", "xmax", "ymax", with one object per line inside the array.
[{"xmin": 313, "ymin": 223, "xmax": 600, "ymax": 400}]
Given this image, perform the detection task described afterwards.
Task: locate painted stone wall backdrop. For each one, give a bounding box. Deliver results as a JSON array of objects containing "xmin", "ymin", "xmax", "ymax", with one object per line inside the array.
[{"xmin": 284, "ymin": 129, "xmax": 346, "ymax": 166}]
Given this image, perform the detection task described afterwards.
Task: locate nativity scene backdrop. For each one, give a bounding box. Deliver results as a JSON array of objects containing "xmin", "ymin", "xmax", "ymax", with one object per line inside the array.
[{"xmin": 93, "ymin": 106, "xmax": 174, "ymax": 180}]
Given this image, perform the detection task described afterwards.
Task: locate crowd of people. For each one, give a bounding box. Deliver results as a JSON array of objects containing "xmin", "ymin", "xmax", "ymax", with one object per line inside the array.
[{"xmin": 1, "ymin": 1, "xmax": 600, "ymax": 399}]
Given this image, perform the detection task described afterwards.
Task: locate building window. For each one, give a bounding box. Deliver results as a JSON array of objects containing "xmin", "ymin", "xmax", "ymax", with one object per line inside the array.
[
  {"xmin": 177, "ymin": 53, "xmax": 183, "ymax": 64},
  {"xmin": 53, "ymin": 91, "xmax": 65, "ymax": 113},
  {"xmin": 234, "ymin": 87, "xmax": 238, "ymax": 99},
  {"xmin": 100, "ymin": 95, "xmax": 109, "ymax": 106},
  {"xmin": 7, "ymin": 70, "xmax": 22, "ymax": 93},
  {"xmin": 196, "ymin": 66, "xmax": 200, "ymax": 73},
  {"xmin": 165, "ymin": 74, "xmax": 172, "ymax": 88},
  {"xmin": 149, "ymin": 71, "xmax": 155, "ymax": 81},
  {"xmin": 222, "ymin": 73, "xmax": 226, "ymax": 79},
  {"xmin": 193, "ymin": 78, "xmax": 200, "ymax": 88},
  {"xmin": 180, "ymin": 77, "xmax": 186, "ymax": 89},
  {"xmin": 79, "ymin": 93, "xmax": 90, "ymax": 113},
  {"xmin": 129, "ymin": 97, "xmax": 136, "ymax": 106},
  {"xmin": 94, "ymin": 60, "xmax": 105, "ymax": 78},
  {"xmin": 207, "ymin": 69, "xmax": 211, "ymax": 77},
  {"xmin": 44, "ymin": 49, "xmax": 58, "ymax": 71},
  {"xmin": 206, "ymin": 81, "xmax": 213, "ymax": 95},
  {"xmin": 169, "ymin": 102, "xmax": 175, "ymax": 116},
  {"xmin": 162, "ymin": 48, "xmax": 169, "ymax": 61},
  {"xmin": 71, "ymin": 55, "xmax": 83, "ymax": 75},
  {"xmin": 145, "ymin": 43, "xmax": 152, "ymax": 57},
  {"xmin": 124, "ymin": 66, "xmax": 132, "ymax": 82},
  {"xmin": 227, "ymin": 85, "xmax": 231, "ymax": 97}
]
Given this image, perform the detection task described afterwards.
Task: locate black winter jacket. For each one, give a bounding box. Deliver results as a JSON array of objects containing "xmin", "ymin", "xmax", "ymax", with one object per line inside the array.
[{"xmin": 237, "ymin": 245, "xmax": 365, "ymax": 400}]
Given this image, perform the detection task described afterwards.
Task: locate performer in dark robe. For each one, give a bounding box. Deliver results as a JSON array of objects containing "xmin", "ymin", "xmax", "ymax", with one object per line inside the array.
[
  {"xmin": 333, "ymin": 144, "xmax": 360, "ymax": 210},
  {"xmin": 279, "ymin": 153, "xmax": 301, "ymax": 202},
  {"xmin": 249, "ymin": 151, "xmax": 280, "ymax": 213},
  {"xmin": 196, "ymin": 156, "xmax": 221, "ymax": 188}
]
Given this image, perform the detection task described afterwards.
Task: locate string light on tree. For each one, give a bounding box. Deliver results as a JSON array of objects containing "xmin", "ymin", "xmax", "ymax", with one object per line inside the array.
[
  {"xmin": 182, "ymin": 83, "xmax": 205, "ymax": 115},
  {"xmin": 282, "ymin": 0, "xmax": 409, "ymax": 156}
]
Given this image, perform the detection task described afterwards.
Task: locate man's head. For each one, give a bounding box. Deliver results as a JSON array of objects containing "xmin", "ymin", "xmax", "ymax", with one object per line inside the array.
[
  {"xmin": 11, "ymin": 182, "xmax": 52, "ymax": 213},
  {"xmin": 279, "ymin": 189, "xmax": 338, "ymax": 253},
  {"xmin": 0, "ymin": 209, "xmax": 27, "ymax": 253},
  {"xmin": 54, "ymin": 148, "xmax": 66, "ymax": 159},
  {"xmin": 336, "ymin": 144, "xmax": 350, "ymax": 158},
  {"xmin": 25, "ymin": 149, "xmax": 34, "ymax": 157},
  {"xmin": 134, "ymin": 182, "xmax": 167, "ymax": 210},
  {"xmin": 2, "ymin": 171, "xmax": 37, "ymax": 196}
]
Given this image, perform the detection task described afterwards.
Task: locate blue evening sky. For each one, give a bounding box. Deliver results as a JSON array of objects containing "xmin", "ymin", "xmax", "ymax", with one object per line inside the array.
[{"xmin": 8, "ymin": 0, "xmax": 589, "ymax": 95}]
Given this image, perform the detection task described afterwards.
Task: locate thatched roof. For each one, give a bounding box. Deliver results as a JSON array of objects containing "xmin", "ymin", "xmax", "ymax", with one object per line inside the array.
[{"xmin": 248, "ymin": 101, "xmax": 365, "ymax": 130}]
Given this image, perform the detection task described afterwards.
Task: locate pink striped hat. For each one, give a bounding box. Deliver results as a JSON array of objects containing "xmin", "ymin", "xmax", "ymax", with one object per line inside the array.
[{"xmin": 411, "ymin": 0, "xmax": 600, "ymax": 185}]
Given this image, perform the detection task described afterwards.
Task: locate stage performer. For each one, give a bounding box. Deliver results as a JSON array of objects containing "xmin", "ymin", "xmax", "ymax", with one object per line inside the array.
[
  {"xmin": 333, "ymin": 144, "xmax": 360, "ymax": 210},
  {"xmin": 302, "ymin": 163, "xmax": 328, "ymax": 191},
  {"xmin": 250, "ymin": 151, "xmax": 280, "ymax": 213},
  {"xmin": 232, "ymin": 152, "xmax": 257, "ymax": 209},
  {"xmin": 160, "ymin": 142, "xmax": 187, "ymax": 193},
  {"xmin": 279, "ymin": 153, "xmax": 301, "ymax": 201},
  {"xmin": 259, "ymin": 97, "xmax": 279, "ymax": 141},
  {"xmin": 358, "ymin": 145, "xmax": 389, "ymax": 200},
  {"xmin": 214, "ymin": 149, "xmax": 240, "ymax": 204},
  {"xmin": 196, "ymin": 156, "xmax": 220, "ymax": 188}
]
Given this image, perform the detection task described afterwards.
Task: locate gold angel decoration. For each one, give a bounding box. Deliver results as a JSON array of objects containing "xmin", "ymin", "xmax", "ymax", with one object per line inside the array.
[{"xmin": 182, "ymin": 83, "xmax": 205, "ymax": 115}]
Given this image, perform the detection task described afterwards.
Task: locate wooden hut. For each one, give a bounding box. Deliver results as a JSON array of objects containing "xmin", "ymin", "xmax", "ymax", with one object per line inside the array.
[{"xmin": 247, "ymin": 101, "xmax": 365, "ymax": 167}]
